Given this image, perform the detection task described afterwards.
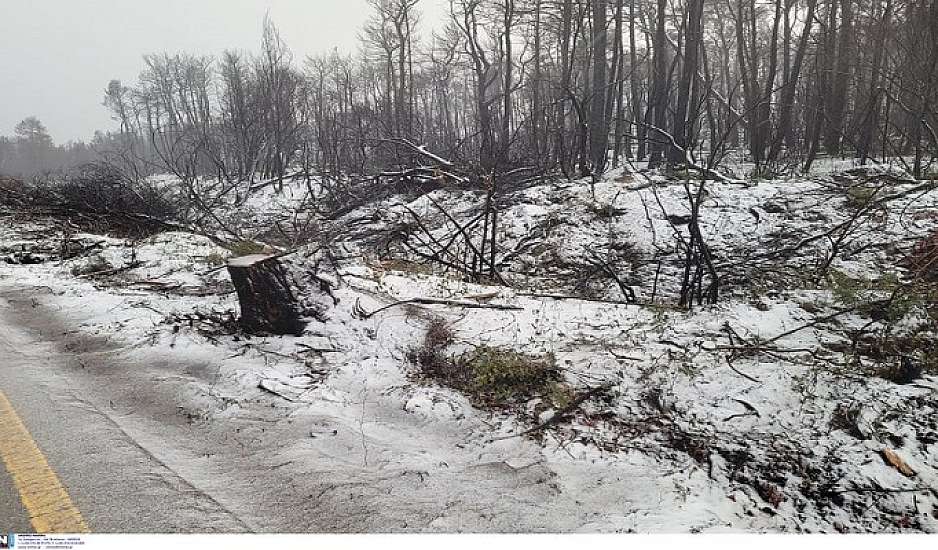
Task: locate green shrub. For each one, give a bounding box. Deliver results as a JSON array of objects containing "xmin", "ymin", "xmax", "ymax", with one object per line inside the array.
[
  {"xmin": 545, "ymin": 381, "xmax": 576, "ymax": 409},
  {"xmin": 828, "ymin": 269, "xmax": 938, "ymax": 382},
  {"xmin": 845, "ymin": 186, "xmax": 877, "ymax": 210},
  {"xmin": 828, "ymin": 270, "xmax": 919, "ymax": 323},
  {"xmin": 466, "ymin": 347, "xmax": 560, "ymax": 404},
  {"xmin": 828, "ymin": 269, "xmax": 863, "ymax": 305},
  {"xmin": 408, "ymin": 323, "xmax": 562, "ymax": 408}
]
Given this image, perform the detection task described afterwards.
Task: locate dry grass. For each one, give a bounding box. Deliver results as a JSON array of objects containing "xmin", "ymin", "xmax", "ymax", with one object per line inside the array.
[{"xmin": 406, "ymin": 316, "xmax": 457, "ymax": 378}]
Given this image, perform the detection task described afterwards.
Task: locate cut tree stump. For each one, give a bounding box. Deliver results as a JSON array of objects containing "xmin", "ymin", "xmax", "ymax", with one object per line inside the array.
[{"xmin": 227, "ymin": 254, "xmax": 306, "ymax": 335}]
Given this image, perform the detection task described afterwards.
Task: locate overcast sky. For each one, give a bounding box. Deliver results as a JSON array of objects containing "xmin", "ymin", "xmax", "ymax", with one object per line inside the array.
[{"xmin": 1, "ymin": 0, "xmax": 446, "ymax": 143}]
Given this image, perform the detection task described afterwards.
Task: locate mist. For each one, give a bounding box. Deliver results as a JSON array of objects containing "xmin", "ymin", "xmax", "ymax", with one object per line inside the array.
[{"xmin": 0, "ymin": 0, "xmax": 445, "ymax": 143}]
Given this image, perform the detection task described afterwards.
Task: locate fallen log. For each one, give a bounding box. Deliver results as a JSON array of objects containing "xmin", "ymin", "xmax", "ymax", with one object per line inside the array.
[
  {"xmin": 76, "ymin": 260, "xmax": 144, "ymax": 279},
  {"xmin": 227, "ymin": 254, "xmax": 306, "ymax": 335}
]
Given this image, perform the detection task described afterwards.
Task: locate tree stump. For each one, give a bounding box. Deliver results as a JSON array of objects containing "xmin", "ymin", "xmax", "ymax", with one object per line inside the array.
[{"xmin": 227, "ymin": 254, "xmax": 306, "ymax": 335}]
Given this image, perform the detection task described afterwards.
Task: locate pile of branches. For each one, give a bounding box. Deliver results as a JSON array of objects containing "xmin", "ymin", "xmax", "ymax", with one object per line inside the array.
[
  {"xmin": 385, "ymin": 191, "xmax": 506, "ymax": 284},
  {"xmin": 2, "ymin": 163, "xmax": 181, "ymax": 238},
  {"xmin": 321, "ymin": 139, "xmax": 482, "ymax": 221},
  {"xmin": 907, "ymin": 228, "xmax": 938, "ymax": 282},
  {"xmin": 0, "ymin": 176, "xmax": 29, "ymax": 208},
  {"xmin": 319, "ymin": 172, "xmax": 446, "ymax": 221},
  {"xmin": 323, "ymin": 139, "xmax": 545, "ymax": 219},
  {"xmin": 165, "ymin": 309, "xmax": 242, "ymax": 340}
]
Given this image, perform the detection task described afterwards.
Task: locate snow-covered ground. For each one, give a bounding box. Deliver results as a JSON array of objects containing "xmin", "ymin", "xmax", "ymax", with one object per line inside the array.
[{"xmin": 1, "ymin": 165, "xmax": 936, "ymax": 532}]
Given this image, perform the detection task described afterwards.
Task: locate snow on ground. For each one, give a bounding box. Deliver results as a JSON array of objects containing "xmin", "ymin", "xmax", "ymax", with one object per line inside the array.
[{"xmin": 1, "ymin": 164, "xmax": 937, "ymax": 532}]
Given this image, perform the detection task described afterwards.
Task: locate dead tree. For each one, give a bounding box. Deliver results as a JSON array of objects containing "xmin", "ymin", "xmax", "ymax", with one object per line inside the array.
[
  {"xmin": 679, "ymin": 179, "xmax": 720, "ymax": 308},
  {"xmin": 227, "ymin": 254, "xmax": 306, "ymax": 335}
]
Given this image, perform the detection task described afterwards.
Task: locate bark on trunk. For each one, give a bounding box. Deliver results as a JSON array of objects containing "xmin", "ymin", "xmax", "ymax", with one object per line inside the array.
[
  {"xmin": 648, "ymin": 0, "xmax": 670, "ymax": 167},
  {"xmin": 227, "ymin": 254, "xmax": 306, "ymax": 335},
  {"xmin": 670, "ymin": 0, "xmax": 704, "ymax": 165},
  {"xmin": 589, "ymin": 0, "xmax": 609, "ymax": 177}
]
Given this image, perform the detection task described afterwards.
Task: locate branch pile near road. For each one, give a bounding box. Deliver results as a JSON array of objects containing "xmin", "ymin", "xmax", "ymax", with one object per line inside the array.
[{"xmin": 162, "ymin": 308, "xmax": 242, "ymax": 340}]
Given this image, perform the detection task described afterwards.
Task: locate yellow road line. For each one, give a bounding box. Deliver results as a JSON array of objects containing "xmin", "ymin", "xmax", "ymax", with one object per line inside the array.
[{"xmin": 0, "ymin": 389, "xmax": 89, "ymax": 533}]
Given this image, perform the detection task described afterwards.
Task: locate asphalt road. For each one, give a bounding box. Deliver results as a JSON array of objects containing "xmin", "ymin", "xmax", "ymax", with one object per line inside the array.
[
  {"xmin": 0, "ymin": 465, "xmax": 32, "ymax": 533},
  {"xmin": 0, "ymin": 288, "xmax": 251, "ymax": 533}
]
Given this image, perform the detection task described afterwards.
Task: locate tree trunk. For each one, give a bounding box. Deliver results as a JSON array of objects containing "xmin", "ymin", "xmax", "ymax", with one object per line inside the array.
[
  {"xmin": 590, "ymin": 0, "xmax": 609, "ymax": 177},
  {"xmin": 648, "ymin": 0, "xmax": 670, "ymax": 167},
  {"xmin": 501, "ymin": 0, "xmax": 515, "ymax": 169},
  {"xmin": 751, "ymin": 0, "xmax": 782, "ymax": 171},
  {"xmin": 670, "ymin": 0, "xmax": 704, "ymax": 164},
  {"xmin": 769, "ymin": 0, "xmax": 818, "ymax": 162},
  {"xmin": 857, "ymin": 0, "xmax": 892, "ymax": 164},
  {"xmin": 532, "ymin": 0, "xmax": 543, "ymax": 160},
  {"xmin": 630, "ymin": 0, "xmax": 644, "ymax": 159},
  {"xmin": 825, "ymin": 0, "xmax": 853, "ymax": 156},
  {"xmin": 555, "ymin": 0, "xmax": 574, "ymax": 176},
  {"xmin": 609, "ymin": 0, "xmax": 625, "ymax": 165},
  {"xmin": 227, "ymin": 254, "xmax": 306, "ymax": 335}
]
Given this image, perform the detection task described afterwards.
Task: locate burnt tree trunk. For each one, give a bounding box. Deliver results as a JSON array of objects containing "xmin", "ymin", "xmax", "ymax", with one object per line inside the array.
[{"xmin": 227, "ymin": 254, "xmax": 306, "ymax": 335}]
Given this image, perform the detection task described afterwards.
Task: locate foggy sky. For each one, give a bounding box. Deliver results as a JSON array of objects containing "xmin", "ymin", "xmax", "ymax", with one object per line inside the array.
[{"xmin": 1, "ymin": 0, "xmax": 446, "ymax": 143}]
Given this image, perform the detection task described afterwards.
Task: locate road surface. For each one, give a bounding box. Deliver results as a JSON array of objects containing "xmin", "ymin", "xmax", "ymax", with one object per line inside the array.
[{"xmin": 0, "ymin": 285, "xmax": 254, "ymax": 532}]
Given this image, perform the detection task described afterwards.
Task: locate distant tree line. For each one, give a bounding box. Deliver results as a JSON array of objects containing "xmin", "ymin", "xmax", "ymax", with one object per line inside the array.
[
  {"xmin": 0, "ymin": 117, "xmax": 102, "ymax": 176},
  {"xmin": 91, "ymin": 0, "xmax": 938, "ymax": 186}
]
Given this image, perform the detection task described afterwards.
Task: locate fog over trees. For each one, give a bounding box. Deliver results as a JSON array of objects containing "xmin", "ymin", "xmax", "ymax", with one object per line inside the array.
[
  {"xmin": 0, "ymin": 116, "xmax": 100, "ymax": 176},
  {"xmin": 3, "ymin": 0, "xmax": 936, "ymax": 183},
  {"xmin": 91, "ymin": 0, "xmax": 938, "ymax": 183}
]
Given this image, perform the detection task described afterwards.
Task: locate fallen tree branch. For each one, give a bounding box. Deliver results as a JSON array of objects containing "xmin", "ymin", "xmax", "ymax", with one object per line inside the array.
[
  {"xmin": 257, "ymin": 379, "xmax": 303, "ymax": 402},
  {"xmin": 490, "ymin": 384, "xmax": 614, "ymax": 441},
  {"xmin": 723, "ymin": 398, "xmax": 761, "ymax": 421},
  {"xmin": 373, "ymin": 137, "xmax": 456, "ymax": 168},
  {"xmin": 759, "ymin": 303, "xmax": 866, "ymax": 347},
  {"xmin": 76, "ymin": 260, "xmax": 145, "ymax": 279},
  {"xmin": 248, "ymin": 171, "xmax": 306, "ymax": 192},
  {"xmin": 352, "ymin": 297, "xmax": 523, "ymax": 319},
  {"xmin": 723, "ymin": 356, "xmax": 761, "ymax": 383},
  {"xmin": 622, "ymin": 122, "xmax": 749, "ymax": 185},
  {"xmin": 517, "ymin": 293, "xmax": 643, "ymax": 306}
]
